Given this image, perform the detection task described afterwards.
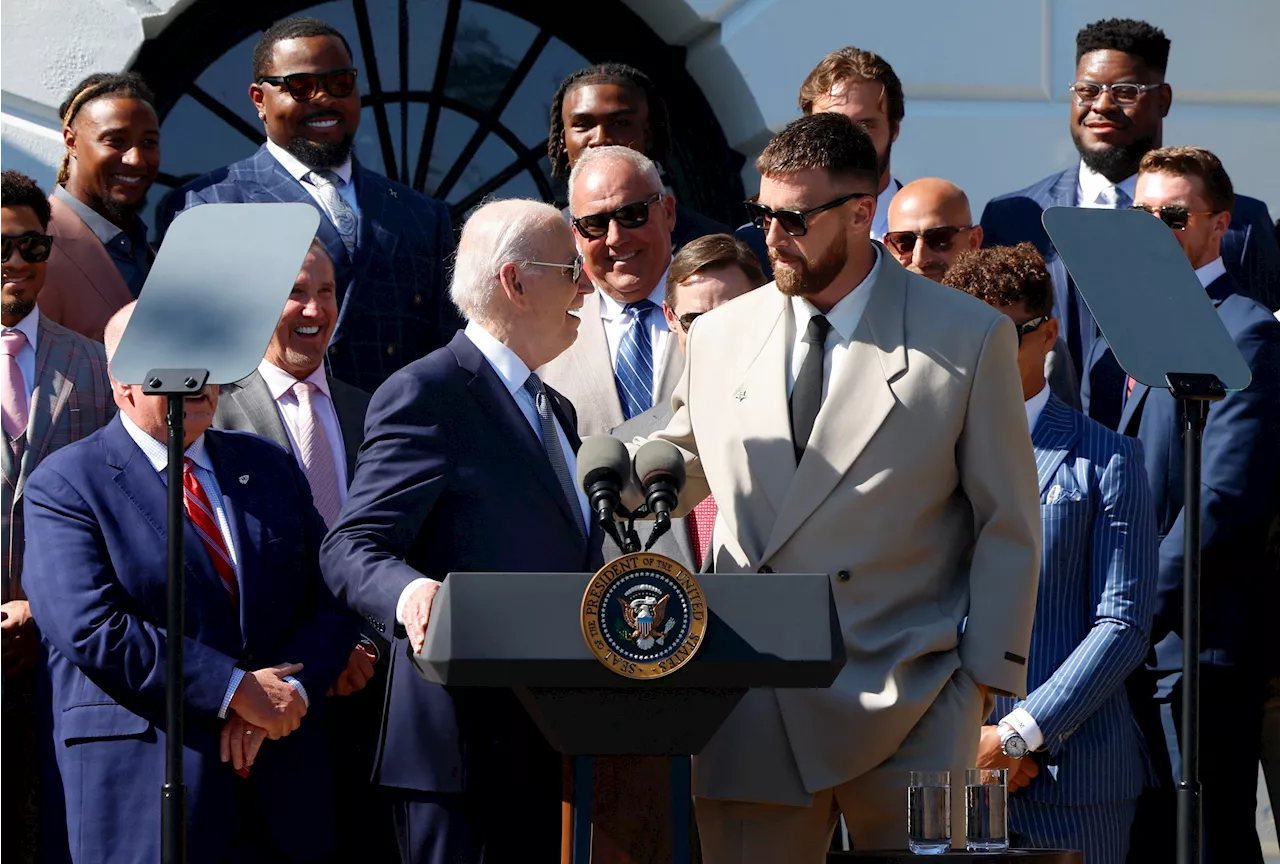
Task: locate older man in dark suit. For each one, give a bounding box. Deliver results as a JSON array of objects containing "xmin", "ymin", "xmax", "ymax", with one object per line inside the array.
[{"xmin": 158, "ymin": 16, "xmax": 458, "ymax": 393}]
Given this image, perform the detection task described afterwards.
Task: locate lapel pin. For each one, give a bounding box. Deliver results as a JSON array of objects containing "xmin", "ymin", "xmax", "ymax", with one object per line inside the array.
[
  {"xmin": 238, "ymin": 475, "xmax": 250, "ymax": 485},
  {"xmin": 388, "ymin": 188, "xmax": 398, "ymax": 199},
  {"xmin": 733, "ymin": 389, "xmax": 747, "ymax": 402}
]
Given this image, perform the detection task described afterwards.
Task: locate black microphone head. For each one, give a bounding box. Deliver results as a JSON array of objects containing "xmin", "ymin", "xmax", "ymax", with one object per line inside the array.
[
  {"xmin": 576, "ymin": 435, "xmax": 631, "ymax": 493},
  {"xmin": 634, "ymin": 439, "xmax": 686, "ymax": 491}
]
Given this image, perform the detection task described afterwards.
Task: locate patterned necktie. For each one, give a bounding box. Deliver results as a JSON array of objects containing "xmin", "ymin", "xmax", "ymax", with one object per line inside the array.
[
  {"xmin": 790, "ymin": 314, "xmax": 832, "ymax": 464},
  {"xmin": 522, "ymin": 373, "xmax": 586, "ymax": 537},
  {"xmin": 615, "ymin": 299, "xmax": 656, "ymax": 420},
  {"xmin": 686, "ymin": 494, "xmax": 717, "ymax": 568},
  {"xmin": 182, "ymin": 458, "xmax": 239, "ymax": 608},
  {"xmin": 1, "ymin": 329, "xmax": 30, "ymax": 444},
  {"xmin": 306, "ymin": 170, "xmax": 358, "ymax": 250},
  {"xmin": 292, "ymin": 381, "xmax": 343, "ymax": 528}
]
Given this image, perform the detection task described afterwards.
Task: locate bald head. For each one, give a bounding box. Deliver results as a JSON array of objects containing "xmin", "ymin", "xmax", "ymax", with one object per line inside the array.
[
  {"xmin": 885, "ymin": 178, "xmax": 982, "ymax": 281},
  {"xmin": 103, "ymin": 300, "xmax": 137, "ymax": 367}
]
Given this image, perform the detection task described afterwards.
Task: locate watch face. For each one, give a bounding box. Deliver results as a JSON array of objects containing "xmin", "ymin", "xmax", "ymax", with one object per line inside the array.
[{"xmin": 1003, "ymin": 734, "xmax": 1029, "ymax": 759}]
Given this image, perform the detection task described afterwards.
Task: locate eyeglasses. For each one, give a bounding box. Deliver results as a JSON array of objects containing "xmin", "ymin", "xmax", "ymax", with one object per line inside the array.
[
  {"xmin": 256, "ymin": 69, "xmax": 359, "ymax": 102},
  {"xmin": 882, "ymin": 225, "xmax": 974, "ymax": 256},
  {"xmin": 1128, "ymin": 204, "xmax": 1222, "ymax": 231},
  {"xmin": 676, "ymin": 311, "xmax": 703, "ymax": 332},
  {"xmin": 1069, "ymin": 81, "xmax": 1163, "ymax": 106},
  {"xmin": 1015, "ymin": 315, "xmax": 1048, "ymax": 346},
  {"xmin": 743, "ymin": 192, "xmax": 871, "ymax": 237},
  {"xmin": 524, "ymin": 255, "xmax": 584, "ymax": 283},
  {"xmin": 1, "ymin": 234, "xmax": 53, "ymax": 264},
  {"xmin": 572, "ymin": 193, "xmax": 663, "ymax": 240}
]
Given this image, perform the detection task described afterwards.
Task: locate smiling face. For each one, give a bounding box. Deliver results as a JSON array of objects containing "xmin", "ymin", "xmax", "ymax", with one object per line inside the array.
[
  {"xmin": 663, "ymin": 264, "xmax": 757, "ymax": 355},
  {"xmin": 264, "ymin": 245, "xmax": 338, "ymax": 378},
  {"xmin": 63, "ymin": 97, "xmax": 160, "ymax": 226},
  {"xmin": 251, "ymin": 35, "xmax": 362, "ymax": 169},
  {"xmin": 514, "ymin": 218, "xmax": 592, "ymax": 368},
  {"xmin": 1133, "ymin": 170, "xmax": 1231, "ymax": 270},
  {"xmin": 1, "ymin": 205, "xmax": 48, "ymax": 326},
  {"xmin": 1070, "ymin": 49, "xmax": 1170, "ymax": 182},
  {"xmin": 561, "ymin": 83, "xmax": 651, "ymax": 169}
]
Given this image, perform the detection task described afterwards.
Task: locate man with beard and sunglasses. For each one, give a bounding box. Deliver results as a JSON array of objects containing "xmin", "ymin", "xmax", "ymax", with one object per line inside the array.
[
  {"xmin": 886, "ymin": 177, "xmax": 1081, "ymax": 409},
  {"xmin": 981, "ymin": 18, "xmax": 1280, "ymax": 388},
  {"xmin": 40, "ymin": 72, "xmax": 160, "ymax": 344},
  {"xmin": 623, "ymin": 112, "xmax": 1040, "ymax": 861},
  {"xmin": 2, "ymin": 170, "xmax": 113, "ymax": 862},
  {"xmin": 159, "ymin": 16, "xmax": 458, "ymax": 394},
  {"xmin": 1081, "ymin": 147, "xmax": 1280, "ymax": 864}
]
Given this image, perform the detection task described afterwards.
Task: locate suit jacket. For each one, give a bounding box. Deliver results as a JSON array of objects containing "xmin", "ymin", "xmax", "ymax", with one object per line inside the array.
[
  {"xmin": 981, "ymin": 166, "xmax": 1280, "ymax": 373},
  {"xmin": 40, "ymin": 195, "xmax": 136, "ymax": 342},
  {"xmin": 22, "ymin": 419, "xmax": 356, "ymax": 864},
  {"xmin": 538, "ymin": 290, "xmax": 682, "ymax": 437},
  {"xmin": 1, "ymin": 314, "xmax": 113, "ymax": 602},
  {"xmin": 1084, "ymin": 272, "xmax": 1280, "ymax": 670},
  {"xmin": 991, "ymin": 393, "xmax": 1156, "ymax": 806},
  {"xmin": 649, "ymin": 249, "xmax": 1042, "ymax": 803},
  {"xmin": 158, "ymin": 145, "xmax": 461, "ymax": 393},
  {"xmin": 320, "ymin": 331, "xmax": 603, "ymax": 794}
]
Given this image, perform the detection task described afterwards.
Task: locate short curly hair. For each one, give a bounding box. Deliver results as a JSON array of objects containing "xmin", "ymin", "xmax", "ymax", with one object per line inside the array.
[
  {"xmin": 755, "ymin": 112, "xmax": 879, "ymax": 189},
  {"xmin": 1076, "ymin": 18, "xmax": 1170, "ymax": 73},
  {"xmin": 1, "ymin": 171, "xmax": 52, "ymax": 230},
  {"xmin": 547, "ymin": 63, "xmax": 671, "ymax": 180},
  {"xmin": 941, "ymin": 243, "xmax": 1054, "ymax": 319}
]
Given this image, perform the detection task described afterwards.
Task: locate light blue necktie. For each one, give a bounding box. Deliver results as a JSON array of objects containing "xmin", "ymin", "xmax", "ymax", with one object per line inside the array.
[
  {"xmin": 522, "ymin": 372, "xmax": 586, "ymax": 538},
  {"xmin": 615, "ymin": 299, "xmax": 656, "ymax": 420}
]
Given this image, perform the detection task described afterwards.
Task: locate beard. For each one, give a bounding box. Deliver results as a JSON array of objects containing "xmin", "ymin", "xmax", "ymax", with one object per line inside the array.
[
  {"xmin": 2, "ymin": 296, "xmax": 34, "ymax": 320},
  {"xmin": 771, "ymin": 229, "xmax": 849, "ymax": 298},
  {"xmin": 287, "ymin": 133, "xmax": 355, "ymax": 170},
  {"xmin": 1073, "ymin": 130, "xmax": 1157, "ymax": 183},
  {"xmin": 97, "ymin": 191, "xmax": 148, "ymax": 229},
  {"xmin": 876, "ymin": 138, "xmax": 893, "ymax": 183}
]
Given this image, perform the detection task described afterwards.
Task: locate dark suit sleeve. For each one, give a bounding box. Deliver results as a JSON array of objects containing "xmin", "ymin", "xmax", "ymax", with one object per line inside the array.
[
  {"xmin": 321, "ymin": 369, "xmax": 453, "ymax": 632},
  {"xmin": 23, "ymin": 466, "xmax": 238, "ymax": 716},
  {"xmin": 1233, "ymin": 204, "xmax": 1280, "ymax": 312}
]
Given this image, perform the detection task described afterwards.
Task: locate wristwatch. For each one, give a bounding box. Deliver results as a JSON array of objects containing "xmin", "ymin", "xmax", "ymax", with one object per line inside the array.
[{"xmin": 998, "ymin": 723, "xmax": 1029, "ymax": 759}]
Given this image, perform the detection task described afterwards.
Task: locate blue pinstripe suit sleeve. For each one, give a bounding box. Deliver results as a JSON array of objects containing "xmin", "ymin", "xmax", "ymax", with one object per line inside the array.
[{"xmin": 1019, "ymin": 434, "xmax": 1157, "ymax": 755}]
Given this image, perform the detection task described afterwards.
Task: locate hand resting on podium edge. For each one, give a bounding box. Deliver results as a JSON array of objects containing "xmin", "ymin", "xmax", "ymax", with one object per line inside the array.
[{"xmin": 401, "ymin": 578, "xmax": 443, "ymax": 655}]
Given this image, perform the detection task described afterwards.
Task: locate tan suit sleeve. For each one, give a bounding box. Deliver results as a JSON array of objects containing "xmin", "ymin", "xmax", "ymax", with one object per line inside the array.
[{"xmin": 956, "ymin": 314, "xmax": 1042, "ymax": 698}]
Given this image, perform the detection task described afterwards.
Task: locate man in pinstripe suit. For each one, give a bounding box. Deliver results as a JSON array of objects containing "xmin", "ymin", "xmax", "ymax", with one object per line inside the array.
[{"xmin": 945, "ymin": 244, "xmax": 1158, "ymax": 864}]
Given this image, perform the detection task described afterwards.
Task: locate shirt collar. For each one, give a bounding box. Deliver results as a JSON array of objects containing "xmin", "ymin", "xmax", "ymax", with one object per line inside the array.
[
  {"xmin": 596, "ymin": 267, "xmax": 671, "ymax": 322},
  {"xmin": 257, "ymin": 358, "xmax": 331, "ymax": 400},
  {"xmin": 790, "ymin": 245, "xmax": 882, "ymax": 343},
  {"xmin": 1195, "ymin": 256, "xmax": 1227, "ymax": 290},
  {"xmin": 3, "ymin": 304, "xmax": 40, "ymax": 351},
  {"xmin": 1077, "ymin": 162, "xmax": 1137, "ymax": 207},
  {"xmin": 53, "ymin": 184, "xmax": 150, "ymax": 246},
  {"xmin": 120, "ymin": 410, "xmax": 212, "ymax": 473},
  {"xmin": 464, "ymin": 319, "xmax": 532, "ymax": 398},
  {"xmin": 266, "ymin": 139, "xmax": 354, "ymax": 186},
  {"xmin": 1025, "ymin": 382, "xmax": 1051, "ymax": 433}
]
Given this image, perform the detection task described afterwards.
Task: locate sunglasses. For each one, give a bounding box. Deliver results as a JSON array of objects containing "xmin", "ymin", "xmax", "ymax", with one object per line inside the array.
[
  {"xmin": 1, "ymin": 234, "xmax": 53, "ymax": 264},
  {"xmin": 572, "ymin": 193, "xmax": 662, "ymax": 240},
  {"xmin": 1069, "ymin": 81, "xmax": 1163, "ymax": 107},
  {"xmin": 744, "ymin": 192, "xmax": 870, "ymax": 238},
  {"xmin": 883, "ymin": 225, "xmax": 973, "ymax": 256},
  {"xmin": 1015, "ymin": 315, "xmax": 1048, "ymax": 346},
  {"xmin": 524, "ymin": 254, "xmax": 584, "ymax": 283},
  {"xmin": 1128, "ymin": 204, "xmax": 1221, "ymax": 231},
  {"xmin": 257, "ymin": 68, "xmax": 359, "ymax": 102},
  {"xmin": 676, "ymin": 311, "xmax": 703, "ymax": 332}
]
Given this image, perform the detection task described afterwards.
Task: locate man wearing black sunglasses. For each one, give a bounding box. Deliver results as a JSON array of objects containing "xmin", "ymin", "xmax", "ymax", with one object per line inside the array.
[{"xmin": 159, "ymin": 16, "xmax": 459, "ymax": 395}]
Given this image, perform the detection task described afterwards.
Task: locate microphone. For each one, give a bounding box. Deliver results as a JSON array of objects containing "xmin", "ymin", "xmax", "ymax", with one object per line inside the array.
[
  {"xmin": 576, "ymin": 436, "xmax": 630, "ymax": 550},
  {"xmin": 633, "ymin": 440, "xmax": 686, "ymax": 551}
]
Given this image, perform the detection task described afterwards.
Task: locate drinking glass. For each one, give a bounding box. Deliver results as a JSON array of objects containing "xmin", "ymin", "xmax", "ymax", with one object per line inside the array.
[
  {"xmin": 965, "ymin": 767, "xmax": 1009, "ymax": 852},
  {"xmin": 907, "ymin": 770, "xmax": 950, "ymax": 854}
]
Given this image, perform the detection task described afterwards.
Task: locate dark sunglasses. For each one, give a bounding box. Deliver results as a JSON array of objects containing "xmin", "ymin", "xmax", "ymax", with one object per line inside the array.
[
  {"xmin": 1, "ymin": 234, "xmax": 53, "ymax": 264},
  {"xmin": 1015, "ymin": 315, "xmax": 1048, "ymax": 346},
  {"xmin": 744, "ymin": 192, "xmax": 871, "ymax": 237},
  {"xmin": 256, "ymin": 68, "xmax": 359, "ymax": 102},
  {"xmin": 1128, "ymin": 204, "xmax": 1221, "ymax": 232},
  {"xmin": 572, "ymin": 193, "xmax": 662, "ymax": 240},
  {"xmin": 882, "ymin": 225, "xmax": 974, "ymax": 256},
  {"xmin": 676, "ymin": 311, "xmax": 703, "ymax": 332},
  {"xmin": 525, "ymin": 254, "xmax": 584, "ymax": 283}
]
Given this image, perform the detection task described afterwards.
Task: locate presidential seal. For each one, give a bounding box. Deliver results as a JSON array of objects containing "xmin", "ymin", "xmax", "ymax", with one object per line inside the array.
[{"xmin": 580, "ymin": 552, "xmax": 708, "ymax": 680}]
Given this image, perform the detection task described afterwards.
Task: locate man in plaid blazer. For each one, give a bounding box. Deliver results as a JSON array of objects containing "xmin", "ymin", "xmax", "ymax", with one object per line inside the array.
[{"xmin": 2, "ymin": 170, "xmax": 113, "ymax": 860}]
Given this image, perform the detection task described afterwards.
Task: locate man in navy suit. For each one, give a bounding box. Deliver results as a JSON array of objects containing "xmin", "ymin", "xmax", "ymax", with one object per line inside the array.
[
  {"xmin": 1083, "ymin": 147, "xmax": 1280, "ymax": 863},
  {"xmin": 321, "ymin": 199, "xmax": 597, "ymax": 864},
  {"xmin": 981, "ymin": 18, "xmax": 1280, "ymax": 383},
  {"xmin": 158, "ymin": 16, "xmax": 459, "ymax": 394},
  {"xmin": 23, "ymin": 302, "xmax": 357, "ymax": 863},
  {"xmin": 945, "ymin": 244, "xmax": 1157, "ymax": 864}
]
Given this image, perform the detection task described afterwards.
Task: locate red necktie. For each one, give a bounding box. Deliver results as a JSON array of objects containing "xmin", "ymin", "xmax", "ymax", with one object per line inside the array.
[
  {"xmin": 183, "ymin": 458, "xmax": 239, "ymax": 608},
  {"xmin": 686, "ymin": 495, "xmax": 717, "ymax": 567},
  {"xmin": 1126, "ymin": 375, "xmax": 1137, "ymax": 402}
]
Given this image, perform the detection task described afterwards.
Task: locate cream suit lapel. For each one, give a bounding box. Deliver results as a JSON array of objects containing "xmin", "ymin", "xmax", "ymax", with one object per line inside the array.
[
  {"xmin": 569, "ymin": 291, "xmax": 625, "ymax": 431},
  {"xmin": 761, "ymin": 259, "xmax": 907, "ymax": 562}
]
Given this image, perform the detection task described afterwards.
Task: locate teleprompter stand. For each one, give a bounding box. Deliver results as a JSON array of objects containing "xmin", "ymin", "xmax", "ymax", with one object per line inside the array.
[
  {"xmin": 109, "ymin": 203, "xmax": 321, "ymax": 864},
  {"xmin": 1044, "ymin": 206, "xmax": 1251, "ymax": 864}
]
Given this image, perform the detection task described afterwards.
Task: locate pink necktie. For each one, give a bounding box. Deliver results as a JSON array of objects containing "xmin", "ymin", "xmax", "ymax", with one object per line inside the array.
[
  {"xmin": 293, "ymin": 381, "xmax": 342, "ymax": 528},
  {"xmin": 1, "ymin": 329, "xmax": 30, "ymax": 440}
]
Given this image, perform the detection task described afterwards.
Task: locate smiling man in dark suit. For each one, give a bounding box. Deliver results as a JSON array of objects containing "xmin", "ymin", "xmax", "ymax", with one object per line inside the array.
[{"xmin": 158, "ymin": 16, "xmax": 459, "ymax": 393}]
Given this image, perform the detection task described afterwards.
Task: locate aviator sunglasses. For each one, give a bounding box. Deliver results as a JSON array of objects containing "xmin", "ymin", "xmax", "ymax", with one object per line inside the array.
[
  {"xmin": 1128, "ymin": 204, "xmax": 1221, "ymax": 232},
  {"xmin": 256, "ymin": 68, "xmax": 359, "ymax": 102},
  {"xmin": 744, "ymin": 192, "xmax": 871, "ymax": 237},
  {"xmin": 882, "ymin": 225, "xmax": 974, "ymax": 256},
  {"xmin": 572, "ymin": 194, "xmax": 663, "ymax": 240},
  {"xmin": 1, "ymin": 234, "xmax": 54, "ymax": 264}
]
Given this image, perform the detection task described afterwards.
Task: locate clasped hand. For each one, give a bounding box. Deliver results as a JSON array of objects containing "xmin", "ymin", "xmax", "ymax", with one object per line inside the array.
[{"xmin": 227, "ymin": 662, "xmax": 307, "ymax": 739}]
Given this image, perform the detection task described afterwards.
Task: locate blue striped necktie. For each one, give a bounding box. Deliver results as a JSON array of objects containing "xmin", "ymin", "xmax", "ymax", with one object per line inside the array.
[{"xmin": 615, "ymin": 299, "xmax": 656, "ymax": 420}]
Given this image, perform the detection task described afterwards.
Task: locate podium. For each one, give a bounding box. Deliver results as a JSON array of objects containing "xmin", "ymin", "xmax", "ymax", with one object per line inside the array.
[{"xmin": 413, "ymin": 568, "xmax": 845, "ymax": 863}]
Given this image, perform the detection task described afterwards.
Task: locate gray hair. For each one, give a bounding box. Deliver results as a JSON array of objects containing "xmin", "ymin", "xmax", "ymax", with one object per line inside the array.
[
  {"xmin": 567, "ymin": 146, "xmax": 663, "ymax": 215},
  {"xmin": 449, "ymin": 198, "xmax": 564, "ymax": 321}
]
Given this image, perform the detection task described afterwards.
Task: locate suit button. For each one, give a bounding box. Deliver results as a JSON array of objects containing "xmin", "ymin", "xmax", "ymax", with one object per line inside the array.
[
  {"xmin": 386, "ymin": 343, "xmax": 397, "ymax": 356},
  {"xmin": 413, "ymin": 292, "xmax": 423, "ymax": 306},
  {"xmin": 837, "ymin": 569, "xmax": 851, "ymax": 582},
  {"xmin": 328, "ymin": 345, "xmax": 338, "ymax": 355},
  {"xmin": 757, "ymin": 565, "xmax": 773, "ymax": 574}
]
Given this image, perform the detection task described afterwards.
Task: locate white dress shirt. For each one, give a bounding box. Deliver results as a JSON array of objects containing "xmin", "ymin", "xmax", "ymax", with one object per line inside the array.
[
  {"xmin": 395, "ymin": 320, "xmax": 592, "ymax": 626},
  {"xmin": 256, "ymin": 359, "xmax": 348, "ymax": 505},
  {"xmin": 2, "ymin": 304, "xmax": 39, "ymax": 404},
  {"xmin": 596, "ymin": 275, "xmax": 672, "ymax": 395},
  {"xmin": 1077, "ymin": 163, "xmax": 1138, "ymax": 209},
  {"xmin": 1024, "ymin": 382, "xmax": 1051, "ymax": 434},
  {"xmin": 265, "ymin": 139, "xmax": 361, "ymax": 231},
  {"xmin": 785, "ymin": 246, "xmax": 883, "ymax": 400},
  {"xmin": 869, "ymin": 177, "xmax": 901, "ymax": 242},
  {"xmin": 1194, "ymin": 256, "xmax": 1227, "ymax": 290}
]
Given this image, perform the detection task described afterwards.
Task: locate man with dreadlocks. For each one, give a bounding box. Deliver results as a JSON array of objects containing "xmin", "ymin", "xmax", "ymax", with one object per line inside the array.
[{"xmin": 40, "ymin": 72, "xmax": 160, "ymax": 343}]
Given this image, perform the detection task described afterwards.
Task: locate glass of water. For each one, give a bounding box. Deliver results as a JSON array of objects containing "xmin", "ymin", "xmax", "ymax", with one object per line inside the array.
[
  {"xmin": 965, "ymin": 768, "xmax": 1009, "ymax": 852},
  {"xmin": 907, "ymin": 770, "xmax": 950, "ymax": 854}
]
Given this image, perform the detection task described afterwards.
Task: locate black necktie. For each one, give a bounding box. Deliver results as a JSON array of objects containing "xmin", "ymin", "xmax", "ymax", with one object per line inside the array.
[{"xmin": 790, "ymin": 314, "xmax": 831, "ymax": 464}]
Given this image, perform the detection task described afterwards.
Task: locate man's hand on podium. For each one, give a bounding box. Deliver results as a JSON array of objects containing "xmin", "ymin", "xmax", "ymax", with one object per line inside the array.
[{"xmin": 404, "ymin": 580, "xmax": 442, "ymax": 654}]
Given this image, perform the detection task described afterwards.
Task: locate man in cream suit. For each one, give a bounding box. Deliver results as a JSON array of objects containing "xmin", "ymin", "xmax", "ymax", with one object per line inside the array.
[
  {"xmin": 645, "ymin": 113, "xmax": 1042, "ymax": 860},
  {"xmin": 540, "ymin": 146, "xmax": 682, "ymax": 437}
]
